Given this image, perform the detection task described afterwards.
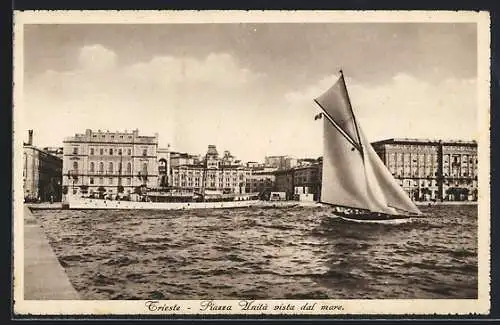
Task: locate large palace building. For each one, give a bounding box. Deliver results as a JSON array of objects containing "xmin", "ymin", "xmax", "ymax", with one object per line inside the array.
[
  {"xmin": 371, "ymin": 138, "xmax": 478, "ymax": 202},
  {"xmin": 62, "ymin": 129, "xmax": 159, "ymax": 197},
  {"xmin": 171, "ymin": 145, "xmax": 251, "ymax": 195}
]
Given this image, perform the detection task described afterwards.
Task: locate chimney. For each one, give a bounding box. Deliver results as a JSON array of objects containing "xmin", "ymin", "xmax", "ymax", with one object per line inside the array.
[{"xmin": 28, "ymin": 130, "xmax": 33, "ymax": 145}]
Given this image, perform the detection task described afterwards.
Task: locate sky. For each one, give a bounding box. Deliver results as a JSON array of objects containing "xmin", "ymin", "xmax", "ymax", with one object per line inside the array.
[{"xmin": 22, "ymin": 23, "xmax": 478, "ymax": 162}]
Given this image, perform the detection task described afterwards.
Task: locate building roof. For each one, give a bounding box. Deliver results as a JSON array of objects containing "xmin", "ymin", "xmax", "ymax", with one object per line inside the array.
[
  {"xmin": 23, "ymin": 144, "xmax": 63, "ymax": 162},
  {"xmin": 63, "ymin": 129, "xmax": 158, "ymax": 144},
  {"xmin": 371, "ymin": 138, "xmax": 477, "ymax": 147},
  {"xmin": 206, "ymin": 145, "xmax": 219, "ymax": 157}
]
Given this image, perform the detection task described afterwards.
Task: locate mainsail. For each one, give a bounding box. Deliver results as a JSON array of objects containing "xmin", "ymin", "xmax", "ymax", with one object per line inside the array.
[{"xmin": 315, "ymin": 71, "xmax": 421, "ymax": 216}]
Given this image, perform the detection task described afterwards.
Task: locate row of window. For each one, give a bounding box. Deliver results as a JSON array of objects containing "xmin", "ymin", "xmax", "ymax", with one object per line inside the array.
[
  {"xmin": 89, "ymin": 177, "xmax": 133, "ymax": 185},
  {"xmin": 71, "ymin": 161, "xmax": 148, "ymax": 173},
  {"xmin": 72, "ymin": 147, "xmax": 149, "ymax": 156},
  {"xmin": 92, "ymin": 134, "xmax": 133, "ymax": 140}
]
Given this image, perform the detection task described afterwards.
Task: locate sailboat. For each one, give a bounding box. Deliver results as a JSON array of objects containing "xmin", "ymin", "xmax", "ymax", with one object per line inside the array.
[{"xmin": 313, "ymin": 70, "xmax": 423, "ymax": 224}]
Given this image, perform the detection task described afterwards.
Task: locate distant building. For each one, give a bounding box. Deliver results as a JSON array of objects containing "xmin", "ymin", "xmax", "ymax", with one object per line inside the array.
[
  {"xmin": 42, "ymin": 146, "xmax": 64, "ymax": 159},
  {"xmin": 171, "ymin": 145, "xmax": 251, "ymax": 194},
  {"xmin": 265, "ymin": 155, "xmax": 297, "ymax": 170},
  {"xmin": 62, "ymin": 129, "xmax": 159, "ymax": 198},
  {"xmin": 273, "ymin": 169, "xmax": 294, "ymax": 199},
  {"xmin": 23, "ymin": 130, "xmax": 62, "ymax": 202},
  {"xmin": 170, "ymin": 152, "xmax": 198, "ymax": 169},
  {"xmin": 296, "ymin": 158, "xmax": 317, "ymax": 167},
  {"xmin": 293, "ymin": 163, "xmax": 322, "ymax": 201},
  {"xmin": 246, "ymin": 161, "xmax": 261, "ymax": 168},
  {"xmin": 245, "ymin": 171, "xmax": 275, "ymax": 197},
  {"xmin": 371, "ymin": 138, "xmax": 478, "ymax": 201}
]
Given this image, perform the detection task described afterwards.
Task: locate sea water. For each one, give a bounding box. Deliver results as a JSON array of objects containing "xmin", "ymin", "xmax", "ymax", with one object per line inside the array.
[{"xmin": 33, "ymin": 204, "xmax": 477, "ymax": 300}]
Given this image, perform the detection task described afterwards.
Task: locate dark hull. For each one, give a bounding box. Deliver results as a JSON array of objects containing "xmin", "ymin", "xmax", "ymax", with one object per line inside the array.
[{"xmin": 335, "ymin": 212, "xmax": 415, "ymax": 224}]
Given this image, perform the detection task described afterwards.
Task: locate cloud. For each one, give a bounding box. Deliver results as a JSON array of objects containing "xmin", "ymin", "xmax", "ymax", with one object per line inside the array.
[
  {"xmin": 285, "ymin": 72, "xmax": 477, "ymax": 145},
  {"xmin": 78, "ymin": 44, "xmax": 117, "ymax": 71},
  {"xmin": 24, "ymin": 45, "xmax": 268, "ymax": 160}
]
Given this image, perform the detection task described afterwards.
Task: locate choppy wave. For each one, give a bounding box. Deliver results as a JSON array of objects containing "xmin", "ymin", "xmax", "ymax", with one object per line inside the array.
[{"xmin": 34, "ymin": 204, "xmax": 477, "ymax": 300}]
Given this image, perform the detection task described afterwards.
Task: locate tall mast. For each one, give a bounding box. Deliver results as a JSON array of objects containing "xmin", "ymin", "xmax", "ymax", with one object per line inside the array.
[{"xmin": 339, "ymin": 69, "xmax": 364, "ymax": 156}]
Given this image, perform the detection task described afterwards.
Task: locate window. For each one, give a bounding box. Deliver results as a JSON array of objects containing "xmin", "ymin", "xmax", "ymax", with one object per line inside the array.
[
  {"xmin": 127, "ymin": 163, "xmax": 132, "ymax": 173},
  {"xmin": 128, "ymin": 149, "xmax": 131, "ymax": 155},
  {"xmin": 143, "ymin": 149, "xmax": 147, "ymax": 156},
  {"xmin": 100, "ymin": 148, "xmax": 104, "ymax": 155},
  {"xmin": 142, "ymin": 163, "xmax": 148, "ymax": 174},
  {"xmin": 111, "ymin": 135, "xmax": 114, "ymax": 139},
  {"xmin": 93, "ymin": 135, "xmax": 97, "ymax": 138},
  {"xmin": 90, "ymin": 178, "xmax": 94, "ymax": 185},
  {"xmin": 118, "ymin": 149, "xmax": 122, "ymax": 155},
  {"xmin": 109, "ymin": 148, "xmax": 113, "ymax": 155},
  {"xmin": 72, "ymin": 161, "xmax": 78, "ymax": 171},
  {"xmin": 127, "ymin": 178, "xmax": 131, "ymax": 185},
  {"xmin": 108, "ymin": 178, "xmax": 113, "ymax": 185},
  {"xmin": 108, "ymin": 162, "xmax": 113, "ymax": 173},
  {"xmin": 99, "ymin": 162, "xmax": 104, "ymax": 173},
  {"xmin": 99, "ymin": 177, "xmax": 104, "ymax": 184},
  {"xmin": 73, "ymin": 147, "xmax": 78, "ymax": 155},
  {"xmin": 120, "ymin": 135, "xmax": 124, "ymax": 139},
  {"xmin": 90, "ymin": 162, "xmax": 95, "ymax": 172},
  {"xmin": 90, "ymin": 148, "xmax": 94, "ymax": 155}
]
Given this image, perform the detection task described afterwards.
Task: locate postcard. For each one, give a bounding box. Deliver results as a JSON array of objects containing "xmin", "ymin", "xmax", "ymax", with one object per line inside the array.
[{"xmin": 12, "ymin": 10, "xmax": 490, "ymax": 316}]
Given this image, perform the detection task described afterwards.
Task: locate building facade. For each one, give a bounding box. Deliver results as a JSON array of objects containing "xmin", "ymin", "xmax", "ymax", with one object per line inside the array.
[
  {"xmin": 62, "ymin": 129, "xmax": 158, "ymax": 197},
  {"xmin": 245, "ymin": 172, "xmax": 275, "ymax": 196},
  {"xmin": 23, "ymin": 131, "xmax": 63, "ymax": 202},
  {"xmin": 265, "ymin": 155, "xmax": 297, "ymax": 171},
  {"xmin": 170, "ymin": 145, "xmax": 251, "ymax": 194},
  {"xmin": 293, "ymin": 163, "xmax": 322, "ymax": 201},
  {"xmin": 273, "ymin": 169, "xmax": 294, "ymax": 199},
  {"xmin": 371, "ymin": 138, "xmax": 478, "ymax": 201}
]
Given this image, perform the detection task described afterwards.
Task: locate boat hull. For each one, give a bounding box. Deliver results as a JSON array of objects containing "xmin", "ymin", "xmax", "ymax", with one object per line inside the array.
[
  {"xmin": 63, "ymin": 198, "xmax": 317, "ymax": 210},
  {"xmin": 335, "ymin": 213, "xmax": 414, "ymax": 225},
  {"xmin": 66, "ymin": 198, "xmax": 262, "ymax": 210}
]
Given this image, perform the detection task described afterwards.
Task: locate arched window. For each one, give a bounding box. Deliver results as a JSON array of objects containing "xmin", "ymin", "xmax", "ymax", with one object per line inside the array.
[
  {"xmin": 127, "ymin": 162, "xmax": 132, "ymax": 173},
  {"xmin": 109, "ymin": 148, "xmax": 113, "ymax": 155},
  {"xmin": 108, "ymin": 162, "xmax": 113, "ymax": 173},
  {"xmin": 72, "ymin": 161, "xmax": 78, "ymax": 171},
  {"xmin": 99, "ymin": 162, "xmax": 104, "ymax": 172},
  {"xmin": 90, "ymin": 162, "xmax": 95, "ymax": 172}
]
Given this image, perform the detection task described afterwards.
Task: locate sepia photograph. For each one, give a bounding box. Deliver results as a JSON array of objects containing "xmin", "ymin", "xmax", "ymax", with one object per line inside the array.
[{"xmin": 13, "ymin": 10, "xmax": 490, "ymax": 316}]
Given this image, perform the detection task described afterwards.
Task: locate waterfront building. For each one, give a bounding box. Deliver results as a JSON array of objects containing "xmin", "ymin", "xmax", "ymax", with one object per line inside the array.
[
  {"xmin": 170, "ymin": 152, "xmax": 198, "ymax": 169},
  {"xmin": 293, "ymin": 162, "xmax": 322, "ymax": 201},
  {"xmin": 273, "ymin": 169, "xmax": 294, "ymax": 199},
  {"xmin": 62, "ymin": 129, "xmax": 159, "ymax": 198},
  {"xmin": 171, "ymin": 145, "xmax": 251, "ymax": 194},
  {"xmin": 245, "ymin": 171, "xmax": 275, "ymax": 196},
  {"xmin": 371, "ymin": 138, "xmax": 478, "ymax": 201},
  {"xmin": 23, "ymin": 130, "xmax": 63, "ymax": 202},
  {"xmin": 264, "ymin": 155, "xmax": 297, "ymax": 171}
]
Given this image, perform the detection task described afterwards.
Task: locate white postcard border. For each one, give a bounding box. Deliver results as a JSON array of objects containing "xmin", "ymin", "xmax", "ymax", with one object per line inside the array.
[{"xmin": 12, "ymin": 10, "xmax": 491, "ymax": 316}]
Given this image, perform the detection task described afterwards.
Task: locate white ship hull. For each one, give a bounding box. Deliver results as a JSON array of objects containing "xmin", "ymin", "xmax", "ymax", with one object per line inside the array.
[{"xmin": 64, "ymin": 198, "xmax": 318, "ymax": 210}]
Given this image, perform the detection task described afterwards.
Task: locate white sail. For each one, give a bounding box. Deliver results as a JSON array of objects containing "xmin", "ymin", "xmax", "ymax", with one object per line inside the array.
[
  {"xmin": 321, "ymin": 118, "xmax": 378, "ymax": 211},
  {"xmin": 316, "ymin": 72, "xmax": 421, "ymax": 216},
  {"xmin": 360, "ymin": 127, "xmax": 421, "ymax": 215}
]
